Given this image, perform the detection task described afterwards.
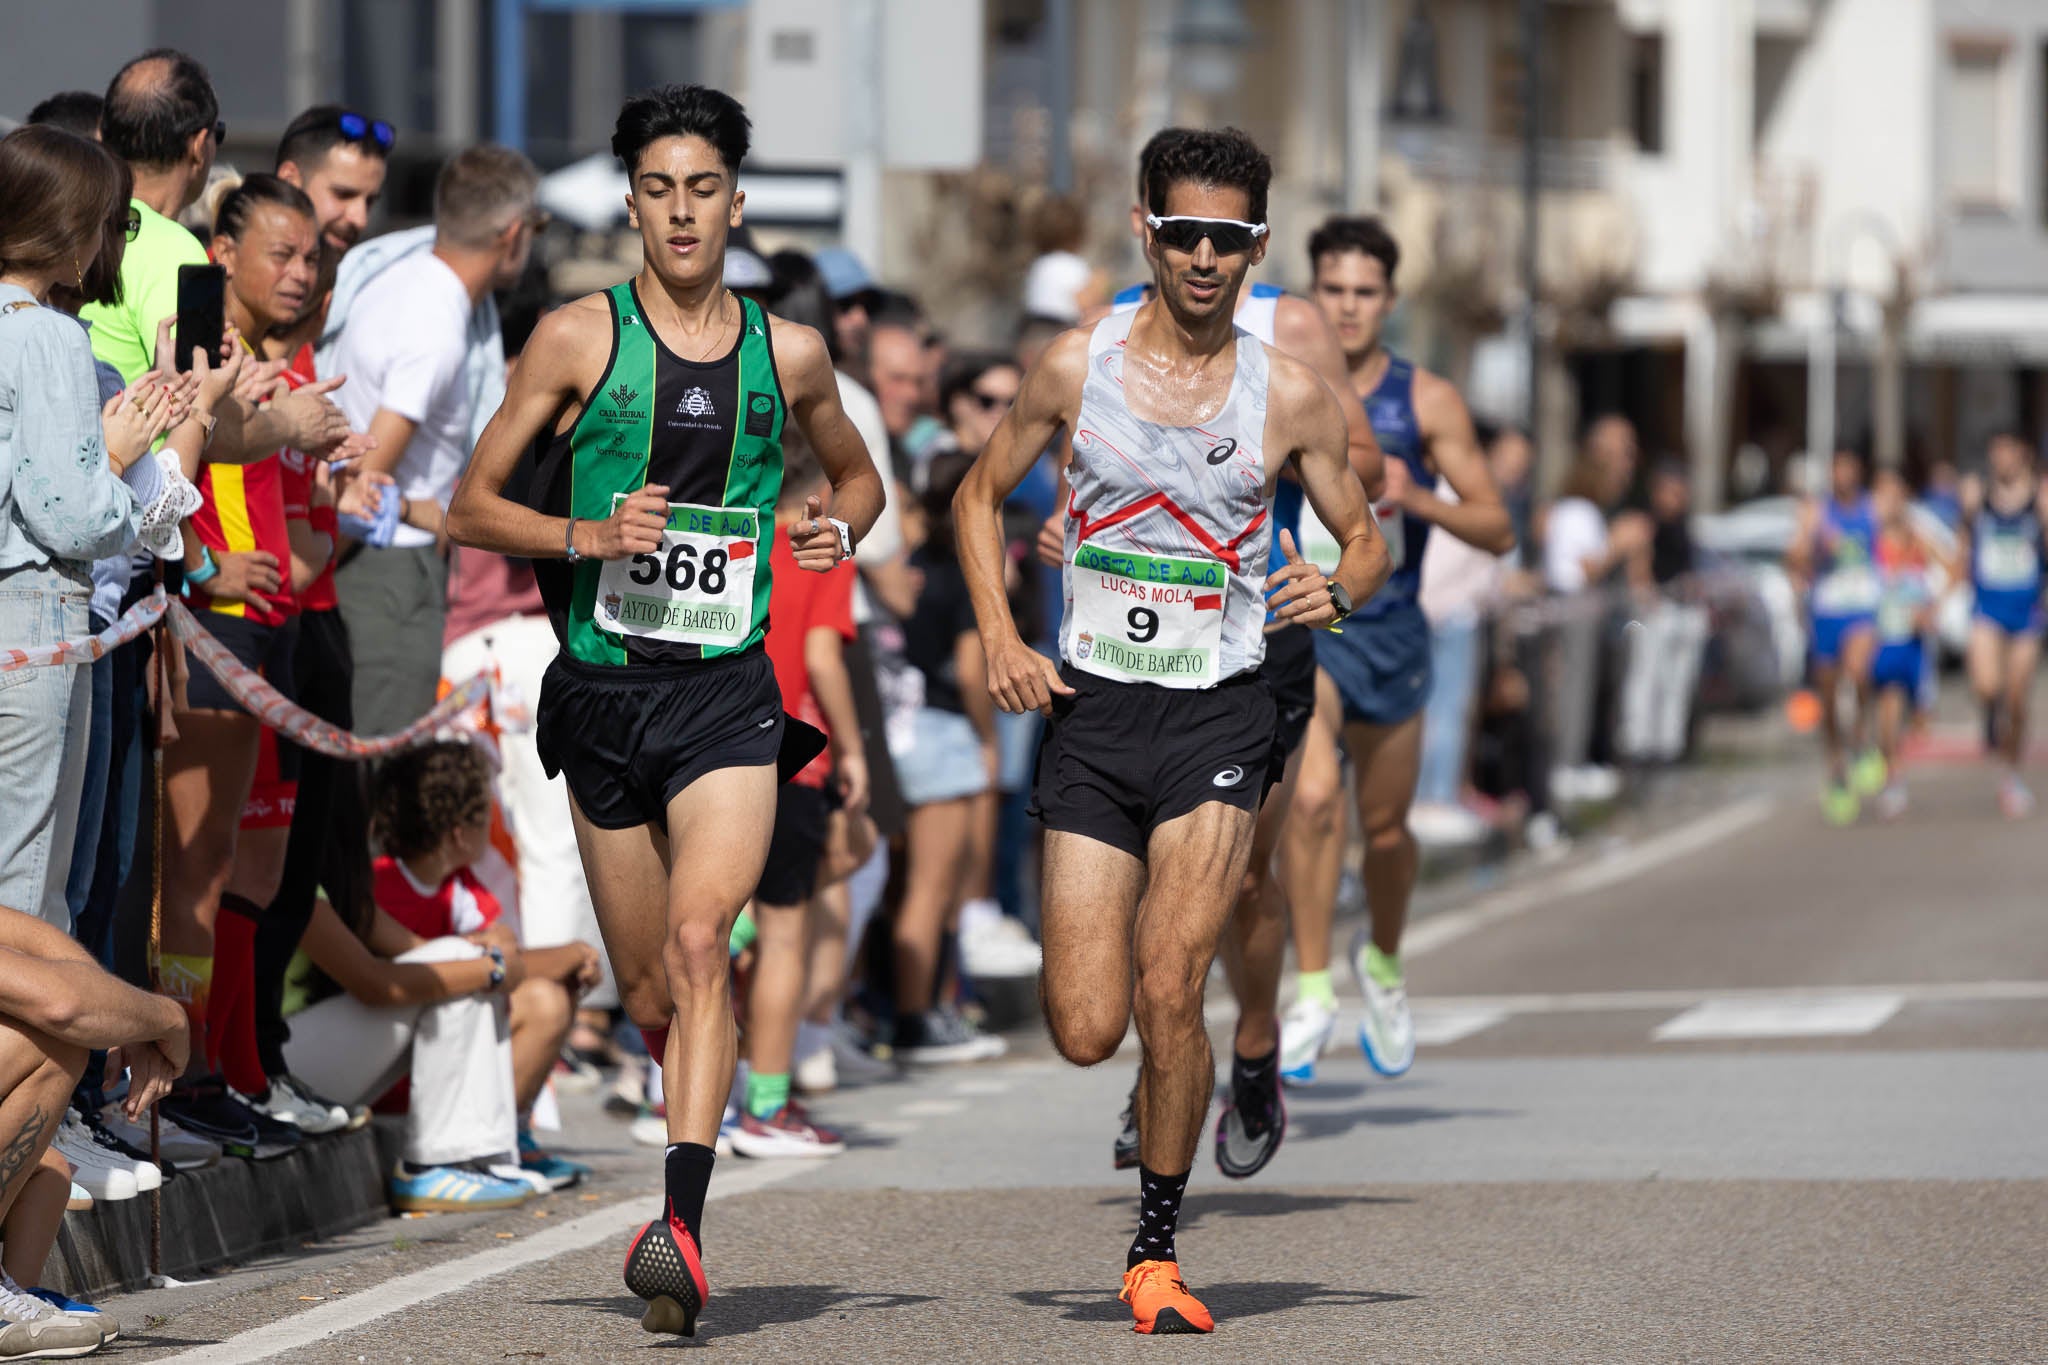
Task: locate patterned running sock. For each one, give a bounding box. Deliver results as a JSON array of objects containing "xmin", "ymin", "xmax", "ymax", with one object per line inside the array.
[
  {"xmin": 1362, "ymin": 944, "xmax": 1403, "ymax": 989},
  {"xmin": 1128, "ymin": 1165, "xmax": 1190, "ymax": 1269},
  {"xmin": 744, "ymin": 1070, "xmax": 789, "ymax": 1120}
]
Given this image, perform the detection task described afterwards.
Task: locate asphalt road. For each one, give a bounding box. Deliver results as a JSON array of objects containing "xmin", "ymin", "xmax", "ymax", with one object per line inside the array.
[{"xmin": 99, "ymin": 754, "xmax": 2048, "ymax": 1363}]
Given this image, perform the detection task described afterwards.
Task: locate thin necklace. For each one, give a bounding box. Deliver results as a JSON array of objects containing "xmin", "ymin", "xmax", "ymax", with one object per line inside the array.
[{"xmin": 672, "ymin": 289, "xmax": 733, "ymax": 363}]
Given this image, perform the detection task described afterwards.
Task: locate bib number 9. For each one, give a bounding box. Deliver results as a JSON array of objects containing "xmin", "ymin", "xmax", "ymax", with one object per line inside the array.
[{"xmin": 1126, "ymin": 606, "xmax": 1159, "ymax": 644}]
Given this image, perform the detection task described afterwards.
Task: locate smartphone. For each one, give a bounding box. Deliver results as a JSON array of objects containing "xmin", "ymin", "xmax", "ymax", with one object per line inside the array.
[{"xmin": 174, "ymin": 263, "xmax": 226, "ymax": 373}]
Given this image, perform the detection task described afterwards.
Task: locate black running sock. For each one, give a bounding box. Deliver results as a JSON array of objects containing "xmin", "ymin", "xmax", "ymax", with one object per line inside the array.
[
  {"xmin": 1128, "ymin": 1165, "xmax": 1190, "ymax": 1269},
  {"xmin": 663, "ymin": 1142, "xmax": 716, "ymax": 1250},
  {"xmin": 1232, "ymin": 1046, "xmax": 1279, "ymax": 1136}
]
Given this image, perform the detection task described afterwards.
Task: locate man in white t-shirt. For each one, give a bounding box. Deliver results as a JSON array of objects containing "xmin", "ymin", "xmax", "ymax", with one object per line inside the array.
[{"xmin": 328, "ymin": 145, "xmax": 541, "ymax": 736}]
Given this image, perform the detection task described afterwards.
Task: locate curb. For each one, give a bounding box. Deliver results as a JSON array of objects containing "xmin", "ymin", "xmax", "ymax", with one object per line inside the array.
[{"xmin": 49, "ymin": 1126, "xmax": 388, "ymax": 1300}]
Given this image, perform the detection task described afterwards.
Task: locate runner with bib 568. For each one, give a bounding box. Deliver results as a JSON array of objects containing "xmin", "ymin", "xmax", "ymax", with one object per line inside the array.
[{"xmin": 448, "ymin": 84, "xmax": 883, "ymax": 1339}]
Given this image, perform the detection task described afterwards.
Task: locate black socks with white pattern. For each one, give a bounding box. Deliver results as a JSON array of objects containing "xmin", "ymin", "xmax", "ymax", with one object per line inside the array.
[{"xmin": 1129, "ymin": 1165, "xmax": 1190, "ymax": 1268}]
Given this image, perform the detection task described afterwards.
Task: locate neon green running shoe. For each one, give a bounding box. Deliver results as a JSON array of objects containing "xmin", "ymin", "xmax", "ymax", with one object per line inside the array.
[
  {"xmin": 1850, "ymin": 748, "xmax": 1888, "ymax": 798},
  {"xmin": 1822, "ymin": 783, "xmax": 1860, "ymax": 827}
]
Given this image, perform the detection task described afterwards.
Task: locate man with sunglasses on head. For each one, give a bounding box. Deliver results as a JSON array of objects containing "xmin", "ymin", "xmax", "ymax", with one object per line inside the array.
[
  {"xmin": 1094, "ymin": 128, "xmax": 1385, "ymax": 1185},
  {"xmin": 956, "ymin": 126, "xmax": 1387, "ymax": 1335},
  {"xmin": 276, "ymin": 107, "xmax": 394, "ymax": 258}
]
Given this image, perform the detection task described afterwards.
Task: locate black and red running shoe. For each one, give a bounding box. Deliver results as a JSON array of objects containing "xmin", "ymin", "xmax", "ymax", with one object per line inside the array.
[{"xmin": 623, "ymin": 1201, "xmax": 708, "ymax": 1336}]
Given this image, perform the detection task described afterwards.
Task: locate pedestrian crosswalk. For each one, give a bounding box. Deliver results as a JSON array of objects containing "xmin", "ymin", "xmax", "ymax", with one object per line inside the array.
[{"xmin": 1392, "ymin": 980, "xmax": 2048, "ymax": 1050}]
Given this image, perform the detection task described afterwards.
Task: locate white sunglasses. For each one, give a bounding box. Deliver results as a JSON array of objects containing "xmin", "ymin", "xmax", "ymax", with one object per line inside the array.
[{"xmin": 1144, "ymin": 214, "xmax": 1270, "ymax": 253}]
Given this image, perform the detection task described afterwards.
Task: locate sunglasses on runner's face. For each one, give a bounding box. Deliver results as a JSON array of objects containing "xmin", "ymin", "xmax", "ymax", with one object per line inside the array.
[
  {"xmin": 1145, "ymin": 214, "xmax": 1269, "ymax": 255},
  {"xmin": 335, "ymin": 111, "xmax": 397, "ymax": 152}
]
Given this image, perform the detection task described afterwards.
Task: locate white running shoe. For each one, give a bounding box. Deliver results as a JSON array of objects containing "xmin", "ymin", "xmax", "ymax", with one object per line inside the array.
[
  {"xmin": 248, "ymin": 1077, "xmax": 349, "ymax": 1135},
  {"xmin": 1407, "ymin": 801, "xmax": 1491, "ymax": 848},
  {"xmin": 1349, "ymin": 931, "xmax": 1415, "ymax": 1078},
  {"xmin": 628, "ymin": 1104, "xmax": 670, "ymax": 1150},
  {"xmin": 959, "ymin": 914, "xmax": 1043, "ymax": 978},
  {"xmin": 1875, "ymin": 782, "xmax": 1909, "ymax": 821},
  {"xmin": 897, "ymin": 1009, "xmax": 1007, "ymax": 1065},
  {"xmin": 793, "ymin": 1044, "xmax": 837, "ymax": 1096},
  {"xmin": 53, "ymin": 1114, "xmax": 147, "ymax": 1200},
  {"xmin": 1277, "ymin": 996, "xmax": 1338, "ymax": 1086}
]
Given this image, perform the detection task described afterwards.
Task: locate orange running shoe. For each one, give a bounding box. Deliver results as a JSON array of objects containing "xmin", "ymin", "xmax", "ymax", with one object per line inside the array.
[{"xmin": 1120, "ymin": 1259, "xmax": 1214, "ymax": 1334}]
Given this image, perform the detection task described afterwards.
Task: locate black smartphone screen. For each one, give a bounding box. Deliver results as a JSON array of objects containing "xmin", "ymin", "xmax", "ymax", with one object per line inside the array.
[{"xmin": 174, "ymin": 263, "xmax": 226, "ymax": 373}]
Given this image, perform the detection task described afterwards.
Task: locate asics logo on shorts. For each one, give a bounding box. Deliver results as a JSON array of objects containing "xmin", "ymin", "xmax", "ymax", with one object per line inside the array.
[
  {"xmin": 757, "ymin": 717, "xmax": 776, "ymax": 728},
  {"xmin": 1212, "ymin": 766, "xmax": 1244, "ymax": 787}
]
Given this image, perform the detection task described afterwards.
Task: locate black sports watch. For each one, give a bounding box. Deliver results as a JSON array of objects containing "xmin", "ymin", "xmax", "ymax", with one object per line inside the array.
[{"xmin": 1325, "ymin": 577, "xmax": 1354, "ymax": 627}]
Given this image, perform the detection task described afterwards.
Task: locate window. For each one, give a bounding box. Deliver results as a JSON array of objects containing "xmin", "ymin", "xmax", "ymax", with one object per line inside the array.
[
  {"xmin": 1945, "ymin": 38, "xmax": 2011, "ymax": 212},
  {"xmin": 1628, "ymin": 32, "xmax": 1665, "ymax": 154}
]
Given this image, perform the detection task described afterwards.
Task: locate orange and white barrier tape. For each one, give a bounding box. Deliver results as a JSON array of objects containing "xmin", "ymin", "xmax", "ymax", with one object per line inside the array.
[
  {"xmin": 0, "ymin": 591, "xmax": 520, "ymax": 758},
  {"xmin": 0, "ymin": 588, "xmax": 168, "ymax": 672}
]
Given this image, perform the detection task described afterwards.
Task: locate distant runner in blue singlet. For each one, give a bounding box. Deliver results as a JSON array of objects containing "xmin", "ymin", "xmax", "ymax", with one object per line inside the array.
[
  {"xmin": 1288, "ymin": 215, "xmax": 1514, "ymax": 1086},
  {"xmin": 1789, "ymin": 444, "xmax": 1885, "ymax": 823},
  {"xmin": 1868, "ymin": 469, "xmax": 1945, "ymax": 820},
  {"xmin": 1960, "ymin": 429, "xmax": 2048, "ymax": 817}
]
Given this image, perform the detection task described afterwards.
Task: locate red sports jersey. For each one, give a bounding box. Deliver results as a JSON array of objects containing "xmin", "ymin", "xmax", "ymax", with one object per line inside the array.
[
  {"xmin": 189, "ymin": 453, "xmax": 296, "ymax": 626},
  {"xmin": 372, "ymin": 856, "xmax": 503, "ymax": 941}
]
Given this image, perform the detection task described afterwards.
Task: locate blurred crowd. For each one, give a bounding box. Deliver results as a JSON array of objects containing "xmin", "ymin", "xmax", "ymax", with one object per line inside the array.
[{"xmin": 0, "ymin": 45, "xmax": 1898, "ymax": 1355}]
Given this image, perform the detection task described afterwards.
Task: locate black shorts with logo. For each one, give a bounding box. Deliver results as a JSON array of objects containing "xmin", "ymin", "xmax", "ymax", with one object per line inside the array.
[
  {"xmin": 1030, "ymin": 663, "xmax": 1274, "ymax": 860},
  {"xmin": 535, "ymin": 648, "xmax": 824, "ymax": 831},
  {"xmin": 1260, "ymin": 624, "xmax": 1318, "ymax": 799}
]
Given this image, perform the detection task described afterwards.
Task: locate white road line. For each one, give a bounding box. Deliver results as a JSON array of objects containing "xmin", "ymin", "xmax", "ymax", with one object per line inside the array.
[
  {"xmin": 154, "ymin": 1161, "xmax": 809, "ymax": 1365},
  {"xmin": 896, "ymin": 1098, "xmax": 969, "ymax": 1118},
  {"xmin": 1410, "ymin": 1005, "xmax": 1509, "ymax": 1046},
  {"xmin": 1653, "ymin": 993, "xmax": 1904, "ymax": 1040},
  {"xmin": 1415, "ymin": 979, "xmax": 2048, "ymax": 1015},
  {"xmin": 1402, "ymin": 795, "xmax": 1780, "ymax": 962}
]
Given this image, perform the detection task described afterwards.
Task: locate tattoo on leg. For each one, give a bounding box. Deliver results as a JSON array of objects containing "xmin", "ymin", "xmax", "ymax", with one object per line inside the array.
[{"xmin": 0, "ymin": 1105, "xmax": 50, "ymax": 1198}]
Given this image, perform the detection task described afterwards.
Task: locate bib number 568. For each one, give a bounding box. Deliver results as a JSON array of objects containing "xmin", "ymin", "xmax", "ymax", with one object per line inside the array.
[{"xmin": 628, "ymin": 544, "xmax": 729, "ymax": 595}]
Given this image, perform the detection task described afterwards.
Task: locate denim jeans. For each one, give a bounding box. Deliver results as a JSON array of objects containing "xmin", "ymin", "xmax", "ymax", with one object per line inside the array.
[
  {"xmin": 1416, "ymin": 614, "xmax": 1482, "ymax": 807},
  {"xmin": 63, "ymin": 613, "xmax": 115, "ymax": 926},
  {"xmin": 0, "ymin": 561, "xmax": 93, "ymax": 925}
]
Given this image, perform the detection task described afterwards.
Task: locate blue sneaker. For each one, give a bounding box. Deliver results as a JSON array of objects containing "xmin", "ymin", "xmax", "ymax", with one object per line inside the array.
[
  {"xmin": 518, "ymin": 1129, "xmax": 591, "ymax": 1191},
  {"xmin": 388, "ymin": 1162, "xmax": 531, "ymax": 1213},
  {"xmin": 26, "ymin": 1287, "xmax": 117, "ymax": 1341}
]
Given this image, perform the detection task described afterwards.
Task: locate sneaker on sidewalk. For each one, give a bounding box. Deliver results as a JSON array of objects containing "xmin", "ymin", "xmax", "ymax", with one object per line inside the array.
[
  {"xmin": 628, "ymin": 1103, "xmax": 670, "ymax": 1150},
  {"xmin": 388, "ymin": 1162, "xmax": 532, "ymax": 1213},
  {"xmin": 828, "ymin": 1025, "xmax": 895, "ymax": 1083},
  {"xmin": 271, "ymin": 1075, "xmax": 360, "ymax": 1133},
  {"xmin": 729, "ymin": 1103, "xmax": 845, "ymax": 1158},
  {"xmin": 246, "ymin": 1078, "xmax": 348, "ymax": 1136},
  {"xmin": 158, "ymin": 1082, "xmax": 260, "ymax": 1149},
  {"xmin": 23, "ymin": 1286, "xmax": 115, "ymax": 1343},
  {"xmin": 52, "ymin": 1114, "xmax": 146, "ymax": 1201},
  {"xmin": 792, "ymin": 1044, "xmax": 837, "ymax": 1096},
  {"xmin": 0, "ymin": 1273, "xmax": 103, "ymax": 1357},
  {"xmin": 96, "ymin": 1106, "xmax": 220, "ymax": 1171},
  {"xmin": 896, "ymin": 1009, "xmax": 1007, "ymax": 1065},
  {"xmin": 518, "ymin": 1130, "xmax": 591, "ymax": 1191},
  {"xmin": 959, "ymin": 914, "xmax": 1043, "ymax": 979},
  {"xmin": 1407, "ymin": 801, "xmax": 1491, "ymax": 848},
  {"xmin": 224, "ymin": 1089, "xmax": 306, "ymax": 1160},
  {"xmin": 1277, "ymin": 996, "xmax": 1337, "ymax": 1086}
]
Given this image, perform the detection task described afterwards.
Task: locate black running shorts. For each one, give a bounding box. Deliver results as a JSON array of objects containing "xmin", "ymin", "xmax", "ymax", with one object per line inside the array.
[
  {"xmin": 1260, "ymin": 624, "xmax": 1318, "ymax": 800},
  {"xmin": 753, "ymin": 783, "xmax": 832, "ymax": 906},
  {"xmin": 183, "ymin": 612, "xmax": 297, "ymax": 718},
  {"xmin": 536, "ymin": 649, "xmax": 822, "ymax": 831},
  {"xmin": 1030, "ymin": 663, "xmax": 1274, "ymax": 859}
]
